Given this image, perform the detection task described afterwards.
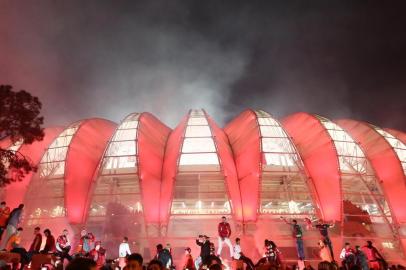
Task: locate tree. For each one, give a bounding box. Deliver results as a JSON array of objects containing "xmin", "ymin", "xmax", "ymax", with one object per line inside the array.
[{"xmin": 0, "ymin": 85, "xmax": 45, "ymax": 186}]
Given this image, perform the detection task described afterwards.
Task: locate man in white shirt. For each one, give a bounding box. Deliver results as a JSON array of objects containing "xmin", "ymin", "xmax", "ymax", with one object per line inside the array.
[
  {"xmin": 119, "ymin": 237, "xmax": 132, "ymax": 268},
  {"xmin": 233, "ymin": 238, "xmax": 254, "ymax": 270}
]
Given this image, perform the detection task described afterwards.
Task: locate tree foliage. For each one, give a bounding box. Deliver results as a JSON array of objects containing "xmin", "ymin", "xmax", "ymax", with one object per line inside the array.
[{"xmin": 0, "ymin": 85, "xmax": 45, "ymax": 186}]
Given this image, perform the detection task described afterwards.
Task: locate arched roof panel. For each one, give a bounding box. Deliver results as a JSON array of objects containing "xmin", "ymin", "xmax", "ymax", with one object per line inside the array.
[
  {"xmin": 374, "ymin": 127, "xmax": 406, "ymax": 177},
  {"xmin": 224, "ymin": 109, "xmax": 261, "ymax": 222},
  {"xmin": 4, "ymin": 127, "xmax": 64, "ymax": 208},
  {"xmin": 205, "ymin": 112, "xmax": 243, "ymax": 221},
  {"xmin": 137, "ymin": 112, "xmax": 171, "ymax": 223},
  {"xmin": 385, "ymin": 128, "xmax": 406, "ymax": 145},
  {"xmin": 160, "ymin": 114, "xmax": 188, "ymax": 223},
  {"xmin": 281, "ymin": 112, "xmax": 342, "ymax": 221},
  {"xmin": 336, "ymin": 119, "xmax": 406, "ymax": 223},
  {"xmin": 65, "ymin": 118, "xmax": 117, "ymax": 224}
]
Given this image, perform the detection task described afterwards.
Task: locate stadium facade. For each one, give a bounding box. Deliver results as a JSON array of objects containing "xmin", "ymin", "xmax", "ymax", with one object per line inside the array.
[{"xmin": 2, "ymin": 109, "xmax": 406, "ymax": 263}]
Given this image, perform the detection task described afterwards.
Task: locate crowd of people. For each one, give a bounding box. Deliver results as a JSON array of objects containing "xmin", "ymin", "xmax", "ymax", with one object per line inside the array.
[{"xmin": 0, "ymin": 202, "xmax": 402, "ymax": 270}]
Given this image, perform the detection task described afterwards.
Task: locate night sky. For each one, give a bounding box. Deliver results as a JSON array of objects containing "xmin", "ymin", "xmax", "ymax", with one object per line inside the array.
[{"xmin": 1, "ymin": 1, "xmax": 406, "ymax": 130}]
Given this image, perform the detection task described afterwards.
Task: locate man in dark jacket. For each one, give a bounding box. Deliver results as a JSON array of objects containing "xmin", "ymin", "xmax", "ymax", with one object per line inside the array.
[
  {"xmin": 158, "ymin": 244, "xmax": 173, "ymax": 269},
  {"xmin": 196, "ymin": 235, "xmax": 211, "ymax": 268}
]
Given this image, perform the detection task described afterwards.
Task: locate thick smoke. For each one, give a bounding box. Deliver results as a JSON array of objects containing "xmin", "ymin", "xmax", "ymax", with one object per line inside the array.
[
  {"xmin": 0, "ymin": 1, "xmax": 247, "ymax": 127},
  {"xmin": 1, "ymin": 1, "xmax": 406, "ymax": 129}
]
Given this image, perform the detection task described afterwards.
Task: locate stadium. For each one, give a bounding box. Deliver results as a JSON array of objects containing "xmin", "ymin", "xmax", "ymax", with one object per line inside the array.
[{"xmin": 1, "ymin": 109, "xmax": 406, "ymax": 264}]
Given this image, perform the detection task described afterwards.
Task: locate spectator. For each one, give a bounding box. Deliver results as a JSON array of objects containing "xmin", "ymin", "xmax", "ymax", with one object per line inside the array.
[
  {"xmin": 29, "ymin": 226, "xmax": 42, "ymax": 253},
  {"xmin": 157, "ymin": 243, "xmax": 173, "ymax": 269},
  {"xmin": 119, "ymin": 237, "xmax": 131, "ymax": 257},
  {"xmin": 125, "ymin": 253, "xmax": 143, "ymax": 270},
  {"xmin": 209, "ymin": 263, "xmax": 222, "ymax": 270},
  {"xmin": 0, "ymin": 202, "xmax": 10, "ymax": 241},
  {"xmin": 7, "ymin": 227, "xmax": 30, "ymax": 269},
  {"xmin": 319, "ymin": 240, "xmax": 333, "ymax": 263},
  {"xmin": 217, "ymin": 216, "xmax": 233, "ymax": 257},
  {"xmin": 147, "ymin": 259, "xmax": 164, "ymax": 270},
  {"xmin": 233, "ymin": 238, "xmax": 254, "ymax": 270},
  {"xmin": 56, "ymin": 229, "xmax": 73, "ymax": 264},
  {"xmin": 0, "ymin": 204, "xmax": 24, "ymax": 250},
  {"xmin": 340, "ymin": 243, "xmax": 355, "ymax": 270},
  {"xmin": 354, "ymin": 246, "xmax": 369, "ymax": 270},
  {"xmin": 362, "ymin": 241, "xmax": 386, "ymax": 270},
  {"xmin": 89, "ymin": 241, "xmax": 106, "ymax": 269},
  {"xmin": 314, "ymin": 219, "xmax": 336, "ymax": 261},
  {"xmin": 119, "ymin": 237, "xmax": 131, "ymax": 269},
  {"xmin": 282, "ymin": 217, "xmax": 305, "ymax": 260},
  {"xmin": 318, "ymin": 261, "xmax": 334, "ymax": 270},
  {"xmin": 196, "ymin": 235, "xmax": 211, "ymax": 268},
  {"xmin": 66, "ymin": 257, "xmax": 97, "ymax": 270},
  {"xmin": 182, "ymin": 247, "xmax": 196, "ymax": 270},
  {"xmin": 42, "ymin": 228, "xmax": 56, "ymax": 253},
  {"xmin": 5, "ymin": 227, "xmax": 23, "ymax": 251}
]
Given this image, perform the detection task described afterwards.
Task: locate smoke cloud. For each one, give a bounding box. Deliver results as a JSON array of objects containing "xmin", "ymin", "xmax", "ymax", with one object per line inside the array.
[{"xmin": 1, "ymin": 1, "xmax": 405, "ymax": 130}]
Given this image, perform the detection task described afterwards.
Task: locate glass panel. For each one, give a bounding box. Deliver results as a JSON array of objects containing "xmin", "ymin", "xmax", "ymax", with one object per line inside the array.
[
  {"xmin": 120, "ymin": 120, "xmax": 138, "ymax": 129},
  {"xmin": 257, "ymin": 117, "xmax": 279, "ymax": 126},
  {"xmin": 182, "ymin": 138, "xmax": 216, "ymax": 153},
  {"xmin": 264, "ymin": 153, "xmax": 297, "ymax": 167},
  {"xmin": 187, "ymin": 117, "xmax": 208, "ymax": 126},
  {"xmin": 171, "ymin": 174, "xmax": 230, "ymax": 214},
  {"xmin": 112, "ymin": 129, "xmax": 137, "ymax": 141},
  {"xmin": 103, "ymin": 156, "xmax": 137, "ymax": 171},
  {"xmin": 318, "ymin": 118, "xmax": 394, "ymax": 241},
  {"xmin": 179, "ymin": 153, "xmax": 219, "ymax": 165},
  {"xmin": 106, "ymin": 141, "xmax": 136, "ymax": 157},
  {"xmin": 262, "ymin": 138, "xmax": 295, "ymax": 153},
  {"xmin": 185, "ymin": 126, "xmax": 212, "ymax": 137},
  {"xmin": 260, "ymin": 126, "xmax": 286, "ymax": 137},
  {"xmin": 374, "ymin": 127, "xmax": 406, "ymax": 176}
]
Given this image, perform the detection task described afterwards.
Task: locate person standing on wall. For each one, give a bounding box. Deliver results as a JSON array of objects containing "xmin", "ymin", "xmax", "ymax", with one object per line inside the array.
[
  {"xmin": 119, "ymin": 236, "xmax": 132, "ymax": 269},
  {"xmin": 362, "ymin": 241, "xmax": 387, "ymax": 270},
  {"xmin": 217, "ymin": 216, "xmax": 233, "ymax": 257},
  {"xmin": 196, "ymin": 235, "xmax": 211, "ymax": 269},
  {"xmin": 313, "ymin": 219, "xmax": 335, "ymax": 261},
  {"xmin": 281, "ymin": 216, "xmax": 305, "ymax": 261}
]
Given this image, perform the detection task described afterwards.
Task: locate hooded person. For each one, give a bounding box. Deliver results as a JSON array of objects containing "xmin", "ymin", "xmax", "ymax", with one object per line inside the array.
[
  {"xmin": 182, "ymin": 247, "xmax": 196, "ymax": 270},
  {"xmin": 89, "ymin": 241, "xmax": 106, "ymax": 268},
  {"xmin": 157, "ymin": 243, "xmax": 173, "ymax": 269}
]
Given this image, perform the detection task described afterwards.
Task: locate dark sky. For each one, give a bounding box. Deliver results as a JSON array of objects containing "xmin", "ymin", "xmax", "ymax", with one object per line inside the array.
[{"xmin": 1, "ymin": 1, "xmax": 406, "ymax": 130}]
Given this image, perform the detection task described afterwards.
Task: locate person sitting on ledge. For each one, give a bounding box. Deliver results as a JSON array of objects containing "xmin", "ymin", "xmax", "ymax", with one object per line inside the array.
[{"xmin": 41, "ymin": 229, "xmax": 56, "ymax": 254}]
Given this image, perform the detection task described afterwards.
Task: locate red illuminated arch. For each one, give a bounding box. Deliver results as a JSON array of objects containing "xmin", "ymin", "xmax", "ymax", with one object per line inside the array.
[
  {"xmin": 160, "ymin": 114, "xmax": 189, "ymax": 223},
  {"xmin": 385, "ymin": 128, "xmax": 406, "ymax": 145},
  {"xmin": 336, "ymin": 119, "xmax": 406, "ymax": 223},
  {"xmin": 160, "ymin": 110, "xmax": 244, "ymax": 224},
  {"xmin": 205, "ymin": 112, "xmax": 243, "ymax": 221},
  {"xmin": 281, "ymin": 112, "xmax": 342, "ymax": 221},
  {"xmin": 65, "ymin": 118, "xmax": 117, "ymax": 224},
  {"xmin": 224, "ymin": 110, "xmax": 262, "ymax": 222},
  {"xmin": 137, "ymin": 113, "xmax": 171, "ymax": 224}
]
